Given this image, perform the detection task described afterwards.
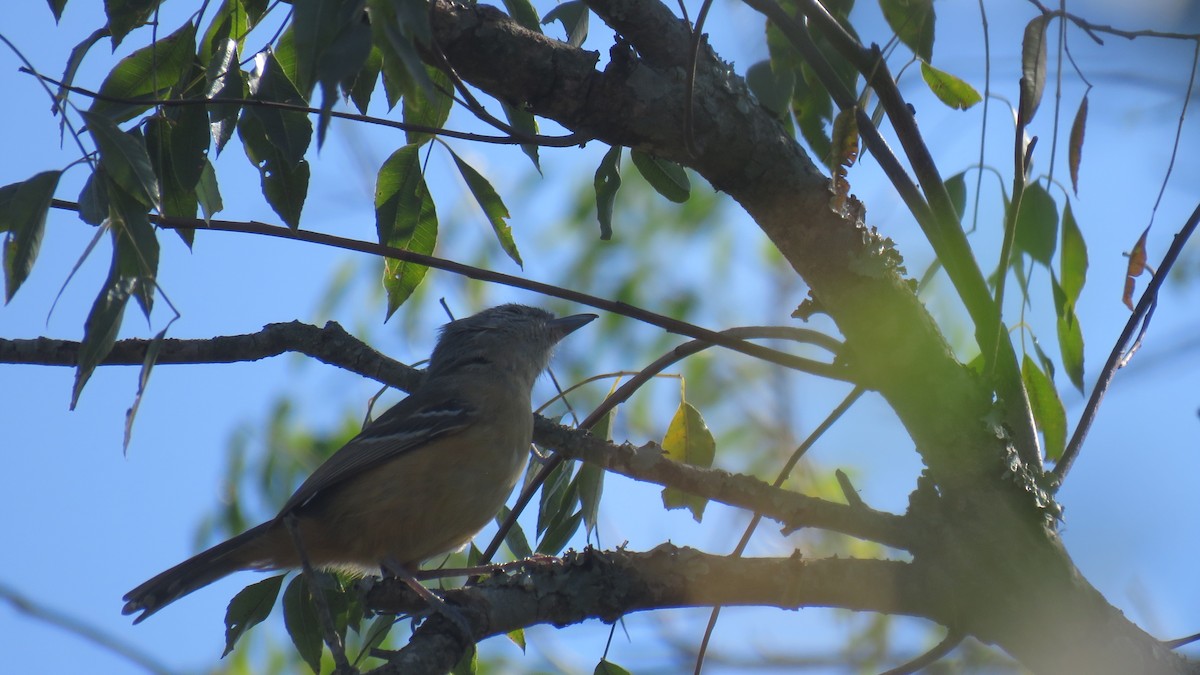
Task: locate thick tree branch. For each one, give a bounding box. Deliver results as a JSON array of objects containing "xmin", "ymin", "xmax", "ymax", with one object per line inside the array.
[
  {"xmin": 365, "ymin": 546, "xmax": 935, "ymax": 674},
  {"xmin": 534, "ymin": 418, "xmax": 912, "ymax": 549}
]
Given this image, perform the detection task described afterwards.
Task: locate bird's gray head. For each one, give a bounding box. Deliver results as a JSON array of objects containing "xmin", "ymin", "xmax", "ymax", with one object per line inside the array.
[{"xmin": 426, "ymin": 304, "xmax": 597, "ymax": 384}]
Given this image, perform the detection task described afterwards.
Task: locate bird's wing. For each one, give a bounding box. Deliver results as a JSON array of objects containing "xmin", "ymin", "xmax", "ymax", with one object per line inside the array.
[{"xmin": 276, "ymin": 392, "xmax": 477, "ymax": 515}]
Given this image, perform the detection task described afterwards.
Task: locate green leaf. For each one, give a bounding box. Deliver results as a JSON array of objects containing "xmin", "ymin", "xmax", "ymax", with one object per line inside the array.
[
  {"xmin": 238, "ymin": 109, "xmax": 310, "ymax": 228},
  {"xmin": 196, "ymin": 159, "xmax": 224, "ymax": 224},
  {"xmin": 402, "ymin": 67, "xmax": 453, "ymax": 147},
  {"xmin": 145, "ymin": 103, "xmax": 210, "ymax": 222},
  {"xmin": 879, "ymin": 0, "xmax": 935, "ymax": 62},
  {"xmin": 501, "ymin": 101, "xmax": 541, "ymax": 172},
  {"xmin": 1060, "ymin": 201, "xmax": 1087, "ymax": 304},
  {"xmin": 542, "ymin": 0, "xmax": 588, "ymax": 47},
  {"xmin": 296, "ymin": 0, "xmax": 371, "ymax": 146},
  {"xmin": 450, "ymin": 643, "xmax": 478, "ymax": 675},
  {"xmin": 204, "ymin": 37, "xmax": 245, "ymax": 153},
  {"xmin": 368, "ymin": 0, "xmax": 435, "ymax": 101},
  {"xmin": 47, "ymin": 0, "xmax": 68, "ymax": 22},
  {"xmin": 448, "ymin": 149, "xmax": 521, "ymax": 267},
  {"xmin": 107, "ymin": 182, "xmax": 160, "ymax": 317},
  {"xmin": 502, "ymin": 0, "xmax": 543, "ymax": 33},
  {"xmin": 57, "ymin": 28, "xmax": 109, "ymax": 118},
  {"xmin": 577, "ymin": 410, "xmax": 611, "ymax": 535},
  {"xmin": 291, "ymin": 0, "xmax": 340, "ymax": 97},
  {"xmin": 201, "ymin": 0, "xmax": 252, "ymax": 67},
  {"xmin": 81, "ymin": 111, "xmax": 162, "ymax": 212},
  {"xmin": 1, "ymin": 171, "xmax": 62, "ymax": 302},
  {"xmin": 920, "ymin": 61, "xmax": 981, "ymax": 111},
  {"xmin": 125, "ymin": 326, "xmax": 168, "ymax": 450},
  {"xmin": 282, "ymin": 575, "xmax": 324, "ymax": 674},
  {"xmin": 223, "ymin": 574, "xmax": 285, "ymax": 657},
  {"xmin": 89, "ymin": 21, "xmax": 197, "ymax": 123},
  {"xmin": 72, "ymin": 248, "xmax": 136, "ymax": 408},
  {"xmin": 593, "ymin": 145, "xmax": 622, "ymax": 240},
  {"xmin": 495, "ymin": 506, "xmax": 533, "ymax": 559},
  {"xmin": 746, "ymin": 59, "xmax": 795, "ymax": 118},
  {"xmin": 631, "ymin": 149, "xmax": 690, "ymax": 203},
  {"xmin": 792, "ymin": 64, "xmax": 834, "ymax": 168},
  {"xmin": 536, "ymin": 509, "xmax": 582, "ymax": 555},
  {"xmin": 506, "ymin": 627, "xmax": 526, "ymax": 652},
  {"xmin": 243, "ymin": 0, "xmax": 267, "ymax": 23},
  {"xmin": 1021, "ymin": 15, "xmax": 1048, "ymax": 122},
  {"xmin": 1069, "ymin": 94, "xmax": 1088, "ymax": 195},
  {"xmin": 78, "ymin": 170, "xmax": 110, "ymax": 226},
  {"xmin": 943, "ymin": 171, "xmax": 966, "ymax": 223},
  {"xmin": 346, "ymin": 47, "xmax": 383, "ymax": 115},
  {"xmin": 1013, "ymin": 181, "xmax": 1057, "ymax": 267},
  {"xmin": 661, "ymin": 400, "xmax": 716, "ymax": 522},
  {"xmin": 595, "ymin": 659, "xmax": 633, "ymax": 675},
  {"xmin": 104, "ymin": 0, "xmax": 160, "ymax": 49},
  {"xmin": 246, "ymin": 51, "xmax": 312, "ymax": 166},
  {"xmin": 355, "ymin": 615, "xmax": 396, "ymax": 666},
  {"xmin": 1052, "ymin": 273, "xmax": 1085, "ymax": 393},
  {"xmin": 536, "ymin": 457, "xmax": 575, "ymax": 537},
  {"xmin": 375, "ymin": 145, "xmax": 437, "ymax": 318},
  {"xmin": 1022, "ymin": 354, "xmax": 1067, "ymax": 463}
]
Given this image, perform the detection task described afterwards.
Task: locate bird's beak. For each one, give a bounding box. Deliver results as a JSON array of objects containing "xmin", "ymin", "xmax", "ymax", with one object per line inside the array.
[{"xmin": 550, "ymin": 313, "xmax": 598, "ymax": 338}]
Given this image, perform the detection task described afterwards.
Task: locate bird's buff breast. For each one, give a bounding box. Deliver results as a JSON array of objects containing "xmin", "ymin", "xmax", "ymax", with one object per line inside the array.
[{"xmin": 290, "ymin": 423, "xmax": 532, "ymax": 572}]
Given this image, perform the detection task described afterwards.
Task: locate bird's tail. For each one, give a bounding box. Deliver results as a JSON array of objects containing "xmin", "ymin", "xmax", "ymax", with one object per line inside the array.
[{"xmin": 122, "ymin": 521, "xmax": 282, "ymax": 623}]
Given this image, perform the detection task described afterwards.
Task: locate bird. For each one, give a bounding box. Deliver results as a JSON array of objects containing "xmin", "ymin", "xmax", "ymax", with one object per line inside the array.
[{"xmin": 123, "ymin": 304, "xmax": 597, "ymax": 623}]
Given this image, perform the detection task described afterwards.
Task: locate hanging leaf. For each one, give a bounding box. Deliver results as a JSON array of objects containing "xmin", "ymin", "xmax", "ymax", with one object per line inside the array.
[
  {"xmin": 1123, "ymin": 227, "xmax": 1149, "ymax": 310},
  {"xmin": 1022, "ymin": 354, "xmax": 1067, "ymax": 462},
  {"xmin": 746, "ymin": 59, "xmax": 795, "ymax": 118},
  {"xmin": 630, "ymin": 149, "xmax": 689, "ymax": 203},
  {"xmin": 447, "ymin": 149, "xmax": 521, "ymax": 267},
  {"xmin": 878, "ymin": 0, "xmax": 935, "ymax": 62},
  {"xmin": 81, "ymin": 111, "xmax": 162, "ymax": 212},
  {"xmin": 501, "ymin": 101, "xmax": 541, "ymax": 172},
  {"xmin": 920, "ymin": 62, "xmax": 981, "ymax": 110},
  {"xmin": 1013, "ymin": 181, "xmax": 1057, "ymax": 267},
  {"xmin": 47, "ymin": 0, "xmax": 67, "ymax": 22},
  {"xmin": 282, "ymin": 575, "xmax": 323, "ymax": 674},
  {"xmin": 1060, "ymin": 202, "xmax": 1087, "ymax": 304},
  {"xmin": 1020, "ymin": 15, "xmax": 1048, "ymax": 122},
  {"xmin": 205, "ymin": 37, "xmax": 245, "ymax": 153},
  {"xmin": 223, "ymin": 574, "xmax": 285, "ymax": 656},
  {"xmin": 104, "ymin": 0, "xmax": 160, "ymax": 49},
  {"xmin": 594, "ymin": 145, "xmax": 622, "ymax": 240},
  {"xmin": 1, "ymin": 170, "xmax": 62, "ymax": 302},
  {"xmin": 402, "ymin": 67, "xmax": 453, "ymax": 147},
  {"xmin": 661, "ymin": 399, "xmax": 716, "ymax": 522},
  {"xmin": 1069, "ymin": 94, "xmax": 1088, "ymax": 194},
  {"xmin": 495, "ymin": 506, "xmax": 533, "ymax": 559},
  {"xmin": 502, "ymin": 0, "xmax": 543, "ymax": 33},
  {"xmin": 72, "ymin": 249, "xmax": 136, "ymax": 408},
  {"xmin": 1052, "ymin": 273, "xmax": 1085, "ymax": 393},
  {"xmin": 542, "ymin": 1, "xmax": 588, "ymax": 47},
  {"xmin": 89, "ymin": 21, "xmax": 197, "ymax": 123},
  {"xmin": 375, "ymin": 144, "xmax": 437, "ymax": 318}
]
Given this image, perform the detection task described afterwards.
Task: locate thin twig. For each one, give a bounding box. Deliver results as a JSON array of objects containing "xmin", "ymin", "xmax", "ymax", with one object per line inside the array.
[
  {"xmin": 20, "ymin": 67, "xmax": 587, "ymax": 148},
  {"xmin": 48, "ymin": 198, "xmax": 852, "ymax": 382},
  {"xmin": 1053, "ymin": 200, "xmax": 1200, "ymax": 484},
  {"xmin": 879, "ymin": 631, "xmax": 966, "ymax": 675},
  {"xmin": 694, "ymin": 386, "xmax": 865, "ymax": 674},
  {"xmin": 0, "ymin": 581, "xmax": 172, "ymax": 675}
]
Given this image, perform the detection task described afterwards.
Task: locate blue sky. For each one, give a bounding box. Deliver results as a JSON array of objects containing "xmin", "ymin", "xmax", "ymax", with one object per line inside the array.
[{"xmin": 2, "ymin": 1, "xmax": 1199, "ymax": 673}]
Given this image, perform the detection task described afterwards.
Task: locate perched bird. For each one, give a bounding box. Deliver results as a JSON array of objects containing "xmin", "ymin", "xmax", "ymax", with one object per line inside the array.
[{"xmin": 123, "ymin": 304, "xmax": 596, "ymax": 623}]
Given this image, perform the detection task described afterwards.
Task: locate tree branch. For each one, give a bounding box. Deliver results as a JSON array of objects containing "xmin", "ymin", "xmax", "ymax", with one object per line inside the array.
[{"xmin": 365, "ymin": 546, "xmax": 934, "ymax": 674}]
